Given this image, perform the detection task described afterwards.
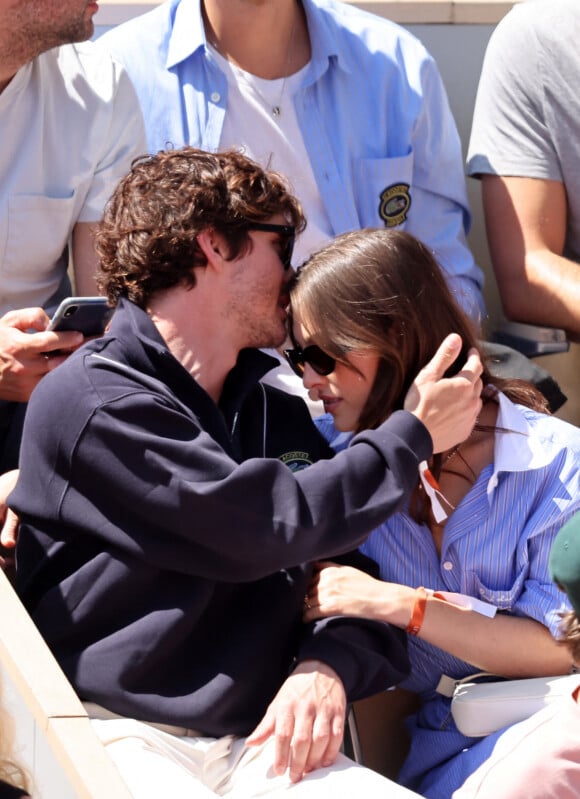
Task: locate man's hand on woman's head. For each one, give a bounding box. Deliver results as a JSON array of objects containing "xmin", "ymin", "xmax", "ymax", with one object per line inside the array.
[{"xmin": 404, "ymin": 333, "xmax": 483, "ymax": 453}]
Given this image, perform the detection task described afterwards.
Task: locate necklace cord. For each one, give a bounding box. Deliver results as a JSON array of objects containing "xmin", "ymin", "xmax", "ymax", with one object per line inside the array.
[{"xmin": 206, "ymin": 7, "xmax": 298, "ymax": 119}]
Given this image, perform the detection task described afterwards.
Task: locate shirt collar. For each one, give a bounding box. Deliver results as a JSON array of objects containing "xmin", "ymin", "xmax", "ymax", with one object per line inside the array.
[
  {"xmin": 165, "ymin": 0, "xmax": 349, "ymax": 77},
  {"xmin": 301, "ymin": 0, "xmax": 347, "ymax": 77},
  {"xmin": 487, "ymin": 391, "xmax": 554, "ymax": 495},
  {"xmin": 166, "ymin": 0, "xmax": 206, "ymax": 70}
]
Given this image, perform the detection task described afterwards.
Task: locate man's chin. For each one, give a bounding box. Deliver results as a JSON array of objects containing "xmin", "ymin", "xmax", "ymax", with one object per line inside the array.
[
  {"xmin": 76, "ymin": 19, "xmax": 95, "ymax": 42},
  {"xmin": 245, "ymin": 319, "xmax": 288, "ymax": 352},
  {"xmin": 62, "ymin": 18, "xmax": 95, "ymax": 46},
  {"xmin": 263, "ymin": 328, "xmax": 288, "ymax": 351}
]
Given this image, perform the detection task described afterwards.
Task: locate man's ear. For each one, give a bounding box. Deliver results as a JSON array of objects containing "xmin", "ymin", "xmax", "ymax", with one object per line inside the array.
[{"xmin": 196, "ymin": 228, "xmax": 231, "ymax": 271}]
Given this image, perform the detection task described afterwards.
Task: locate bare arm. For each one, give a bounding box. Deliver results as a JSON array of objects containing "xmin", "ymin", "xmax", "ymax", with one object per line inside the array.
[
  {"xmin": 305, "ymin": 563, "xmax": 571, "ymax": 678},
  {"xmin": 71, "ymin": 222, "xmax": 101, "ymax": 297},
  {"xmin": 482, "ymin": 174, "xmax": 580, "ymax": 340}
]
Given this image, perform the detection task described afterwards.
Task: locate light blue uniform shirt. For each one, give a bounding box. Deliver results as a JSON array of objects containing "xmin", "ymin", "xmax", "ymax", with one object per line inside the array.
[
  {"xmin": 317, "ymin": 394, "xmax": 580, "ymax": 797},
  {"xmin": 98, "ymin": 0, "xmax": 485, "ymax": 324}
]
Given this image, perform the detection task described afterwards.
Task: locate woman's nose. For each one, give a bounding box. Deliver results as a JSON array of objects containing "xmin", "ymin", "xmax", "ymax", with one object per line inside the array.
[{"xmin": 302, "ymin": 362, "xmax": 327, "ymax": 390}]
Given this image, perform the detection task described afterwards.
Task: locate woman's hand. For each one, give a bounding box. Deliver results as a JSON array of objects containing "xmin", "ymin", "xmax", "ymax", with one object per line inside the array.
[
  {"xmin": 303, "ymin": 561, "xmax": 412, "ymax": 626},
  {"xmin": 304, "ymin": 562, "xmax": 573, "ymax": 678}
]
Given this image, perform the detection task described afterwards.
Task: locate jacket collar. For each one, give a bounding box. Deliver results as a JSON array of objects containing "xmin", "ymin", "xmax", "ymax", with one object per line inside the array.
[{"xmin": 105, "ymin": 296, "xmax": 281, "ymax": 405}]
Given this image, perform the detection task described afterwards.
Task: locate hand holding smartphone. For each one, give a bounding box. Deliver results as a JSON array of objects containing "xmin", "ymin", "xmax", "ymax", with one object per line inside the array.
[{"xmin": 48, "ymin": 297, "xmax": 113, "ymax": 337}]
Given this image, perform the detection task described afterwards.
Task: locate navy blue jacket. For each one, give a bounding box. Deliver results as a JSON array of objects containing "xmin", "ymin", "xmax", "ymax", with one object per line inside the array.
[{"xmin": 12, "ymin": 298, "xmax": 431, "ymax": 736}]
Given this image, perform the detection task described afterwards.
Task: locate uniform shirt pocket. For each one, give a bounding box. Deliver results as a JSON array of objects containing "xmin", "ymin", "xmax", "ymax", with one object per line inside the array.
[
  {"xmin": 465, "ymin": 569, "xmax": 527, "ymax": 612},
  {"xmin": 2, "ymin": 192, "xmax": 77, "ymax": 278},
  {"xmin": 355, "ymin": 152, "xmax": 414, "ymax": 228}
]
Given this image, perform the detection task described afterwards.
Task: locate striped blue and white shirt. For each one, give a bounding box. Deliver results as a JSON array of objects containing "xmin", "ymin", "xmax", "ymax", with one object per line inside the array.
[{"xmin": 316, "ymin": 393, "xmax": 580, "ymax": 696}]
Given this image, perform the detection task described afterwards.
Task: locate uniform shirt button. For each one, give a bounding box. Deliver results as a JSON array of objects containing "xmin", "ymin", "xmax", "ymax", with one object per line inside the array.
[
  {"xmin": 443, "ymin": 561, "xmax": 453, "ymax": 571},
  {"xmin": 210, "ymin": 92, "xmax": 220, "ymax": 103}
]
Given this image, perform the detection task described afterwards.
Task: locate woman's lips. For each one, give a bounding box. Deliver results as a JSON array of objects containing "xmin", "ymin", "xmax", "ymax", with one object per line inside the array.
[{"xmin": 320, "ymin": 395, "xmax": 340, "ymax": 412}]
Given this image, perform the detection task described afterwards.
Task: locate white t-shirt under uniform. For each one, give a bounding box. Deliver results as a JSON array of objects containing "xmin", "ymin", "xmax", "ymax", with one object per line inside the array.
[{"xmin": 215, "ymin": 47, "xmax": 328, "ymax": 413}]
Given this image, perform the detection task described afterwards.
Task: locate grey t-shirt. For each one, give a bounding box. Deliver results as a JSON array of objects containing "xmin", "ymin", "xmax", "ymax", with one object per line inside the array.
[{"xmin": 467, "ymin": 0, "xmax": 580, "ymax": 262}]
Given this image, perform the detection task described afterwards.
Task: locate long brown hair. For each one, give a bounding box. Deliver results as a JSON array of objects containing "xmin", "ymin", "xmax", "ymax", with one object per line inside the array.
[{"xmin": 291, "ymin": 228, "xmax": 547, "ymax": 433}]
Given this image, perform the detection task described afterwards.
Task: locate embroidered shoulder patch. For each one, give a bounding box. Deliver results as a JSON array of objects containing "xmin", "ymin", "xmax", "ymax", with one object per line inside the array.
[
  {"xmin": 379, "ymin": 183, "xmax": 411, "ymax": 227},
  {"xmin": 280, "ymin": 451, "xmax": 314, "ymax": 472}
]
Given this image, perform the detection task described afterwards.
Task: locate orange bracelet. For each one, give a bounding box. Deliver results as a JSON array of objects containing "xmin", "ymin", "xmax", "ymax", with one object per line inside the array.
[{"xmin": 406, "ymin": 586, "xmax": 429, "ymax": 636}]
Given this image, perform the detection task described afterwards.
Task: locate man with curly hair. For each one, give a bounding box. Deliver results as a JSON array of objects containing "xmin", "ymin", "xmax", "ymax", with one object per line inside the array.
[{"xmin": 11, "ymin": 147, "xmax": 482, "ymax": 798}]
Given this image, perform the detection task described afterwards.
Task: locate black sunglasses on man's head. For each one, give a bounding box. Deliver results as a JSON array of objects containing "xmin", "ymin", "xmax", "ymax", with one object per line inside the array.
[
  {"xmin": 284, "ymin": 344, "xmax": 336, "ymax": 378},
  {"xmin": 246, "ymin": 222, "xmax": 295, "ymax": 271}
]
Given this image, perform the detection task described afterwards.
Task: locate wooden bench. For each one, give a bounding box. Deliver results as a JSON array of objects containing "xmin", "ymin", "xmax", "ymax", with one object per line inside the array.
[{"xmin": 0, "ymin": 569, "xmax": 132, "ymax": 799}]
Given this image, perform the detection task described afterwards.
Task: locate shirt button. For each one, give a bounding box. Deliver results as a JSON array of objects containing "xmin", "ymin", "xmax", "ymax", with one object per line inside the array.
[
  {"xmin": 443, "ymin": 561, "xmax": 453, "ymax": 571},
  {"xmin": 210, "ymin": 92, "xmax": 220, "ymax": 103}
]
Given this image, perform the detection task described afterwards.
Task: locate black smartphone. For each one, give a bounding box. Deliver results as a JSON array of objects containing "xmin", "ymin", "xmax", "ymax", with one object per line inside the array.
[{"xmin": 48, "ymin": 297, "xmax": 113, "ymax": 337}]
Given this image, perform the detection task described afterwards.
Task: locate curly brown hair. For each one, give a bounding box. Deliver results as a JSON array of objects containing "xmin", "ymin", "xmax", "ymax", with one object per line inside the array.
[{"xmin": 95, "ymin": 147, "xmax": 305, "ymax": 306}]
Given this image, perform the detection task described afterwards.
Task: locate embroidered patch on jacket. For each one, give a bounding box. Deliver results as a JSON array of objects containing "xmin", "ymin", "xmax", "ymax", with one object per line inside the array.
[
  {"xmin": 379, "ymin": 183, "xmax": 411, "ymax": 227},
  {"xmin": 280, "ymin": 451, "xmax": 314, "ymax": 472}
]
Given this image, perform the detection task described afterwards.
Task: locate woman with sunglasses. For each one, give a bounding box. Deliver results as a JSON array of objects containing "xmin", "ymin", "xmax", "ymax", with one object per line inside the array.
[{"xmin": 287, "ymin": 228, "xmax": 580, "ymax": 799}]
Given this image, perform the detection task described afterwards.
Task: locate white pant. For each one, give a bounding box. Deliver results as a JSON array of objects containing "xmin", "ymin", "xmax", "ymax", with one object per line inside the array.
[{"xmin": 90, "ymin": 716, "xmax": 420, "ymax": 798}]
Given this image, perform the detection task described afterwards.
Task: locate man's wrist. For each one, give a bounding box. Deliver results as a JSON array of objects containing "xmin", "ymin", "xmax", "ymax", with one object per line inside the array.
[{"xmin": 292, "ymin": 658, "xmax": 341, "ymax": 682}]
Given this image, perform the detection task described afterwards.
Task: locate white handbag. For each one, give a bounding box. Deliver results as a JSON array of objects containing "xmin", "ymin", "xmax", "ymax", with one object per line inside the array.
[{"xmin": 450, "ymin": 673, "xmax": 580, "ymax": 737}]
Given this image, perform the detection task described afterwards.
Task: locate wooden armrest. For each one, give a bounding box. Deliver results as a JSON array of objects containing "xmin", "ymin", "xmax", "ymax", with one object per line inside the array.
[{"xmin": 0, "ymin": 569, "xmax": 132, "ymax": 799}]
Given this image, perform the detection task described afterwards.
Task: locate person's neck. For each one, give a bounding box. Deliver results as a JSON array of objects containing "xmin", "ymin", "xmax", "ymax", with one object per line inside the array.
[
  {"xmin": 427, "ymin": 398, "xmax": 498, "ymax": 554},
  {"xmin": 0, "ymin": 56, "xmax": 23, "ymax": 94},
  {"xmin": 202, "ymin": 0, "xmax": 311, "ymax": 79},
  {"xmin": 146, "ymin": 288, "xmax": 239, "ymax": 403},
  {"xmin": 438, "ymin": 399, "xmax": 498, "ymax": 486},
  {"xmin": 0, "ymin": 74, "xmax": 14, "ymax": 94},
  {"xmin": 0, "ymin": 14, "xmax": 41, "ymax": 94}
]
